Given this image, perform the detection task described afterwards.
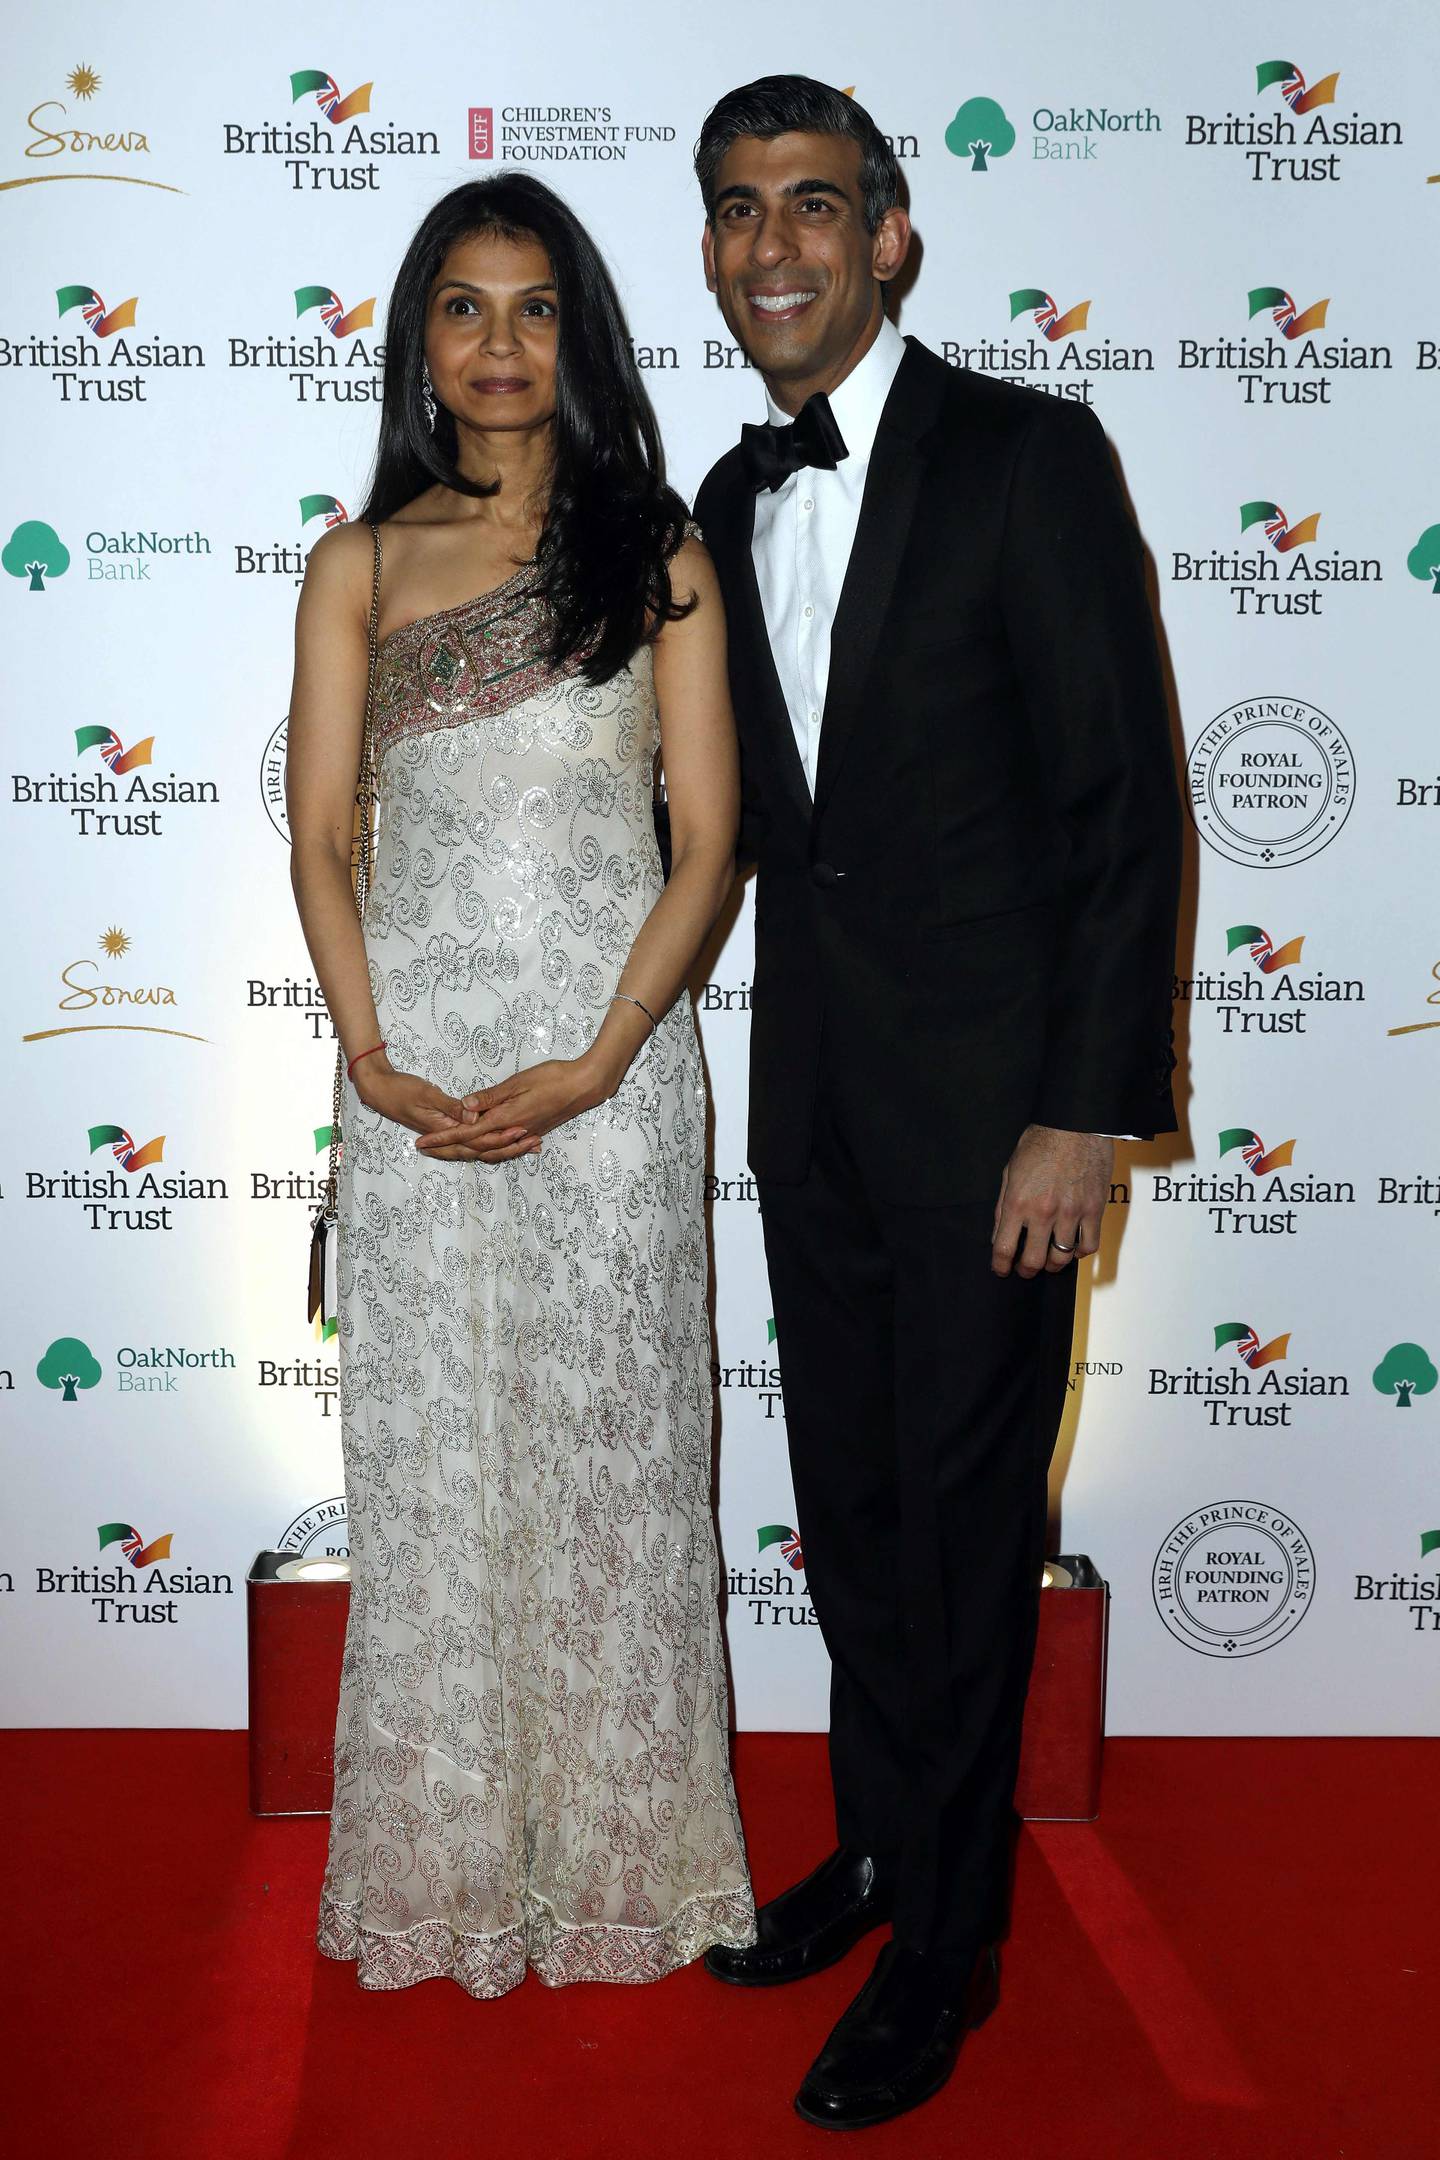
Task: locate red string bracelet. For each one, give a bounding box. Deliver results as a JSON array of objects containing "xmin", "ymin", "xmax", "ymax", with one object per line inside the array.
[{"xmin": 347, "ymin": 1041, "xmax": 387, "ymax": 1079}]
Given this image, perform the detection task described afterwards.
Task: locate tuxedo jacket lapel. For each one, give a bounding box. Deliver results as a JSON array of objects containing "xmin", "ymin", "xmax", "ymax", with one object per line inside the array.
[
  {"xmin": 811, "ymin": 340, "xmax": 947, "ymax": 817},
  {"xmin": 706, "ymin": 461, "xmax": 813, "ymax": 828}
]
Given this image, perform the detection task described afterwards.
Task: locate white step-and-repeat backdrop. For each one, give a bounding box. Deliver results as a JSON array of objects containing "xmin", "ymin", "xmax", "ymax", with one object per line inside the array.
[{"xmin": 4, "ymin": 1, "xmax": 1437, "ymax": 1734}]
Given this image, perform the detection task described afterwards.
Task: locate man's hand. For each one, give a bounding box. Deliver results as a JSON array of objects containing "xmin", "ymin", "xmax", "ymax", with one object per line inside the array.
[{"xmin": 991, "ymin": 1125, "xmax": 1113, "ymax": 1279}]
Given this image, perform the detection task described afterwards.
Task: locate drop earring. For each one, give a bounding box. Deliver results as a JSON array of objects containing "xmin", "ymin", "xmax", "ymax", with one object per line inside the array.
[{"xmin": 420, "ymin": 359, "xmax": 437, "ymax": 432}]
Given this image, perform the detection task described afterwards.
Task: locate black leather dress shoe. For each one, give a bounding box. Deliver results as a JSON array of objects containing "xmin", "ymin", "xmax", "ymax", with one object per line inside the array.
[
  {"xmin": 794, "ymin": 1939, "xmax": 1000, "ymax": 2131},
  {"xmin": 703, "ymin": 1847, "xmax": 893, "ymax": 1987}
]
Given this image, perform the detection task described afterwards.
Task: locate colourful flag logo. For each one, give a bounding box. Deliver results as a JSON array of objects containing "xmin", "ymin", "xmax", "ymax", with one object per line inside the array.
[
  {"xmin": 1255, "ymin": 60, "xmax": 1340, "ymax": 115},
  {"xmin": 1218, "ymin": 1127, "xmax": 1296, "ymax": 1176},
  {"xmin": 75, "ymin": 725, "xmax": 154, "ymax": 775},
  {"xmin": 1422, "ymin": 1530, "xmax": 1440, "ymax": 1560},
  {"xmin": 1009, "ymin": 288, "xmax": 1091, "ymax": 341},
  {"xmin": 1226, "ymin": 924, "xmax": 1306, "ymax": 973},
  {"xmin": 1248, "ymin": 286, "xmax": 1330, "ymax": 341},
  {"xmin": 294, "ymin": 287, "xmax": 376, "ymax": 338},
  {"xmin": 56, "ymin": 285, "xmax": 138, "ymax": 338},
  {"xmin": 1240, "ymin": 501, "xmax": 1322, "ymax": 553},
  {"xmin": 88, "ymin": 1123, "xmax": 165, "ymax": 1173},
  {"xmin": 1406, "ymin": 524, "xmax": 1440, "ymax": 593},
  {"xmin": 299, "ymin": 494, "xmax": 349, "ymax": 531},
  {"xmin": 758, "ymin": 1523, "xmax": 805, "ymax": 1571},
  {"xmin": 1215, "ymin": 1321, "xmax": 1291, "ymax": 1370},
  {"xmin": 98, "ymin": 1522, "xmax": 173, "ymax": 1568},
  {"xmin": 289, "ymin": 70, "xmax": 373, "ymax": 123},
  {"xmin": 314, "ymin": 1125, "xmax": 335, "ymax": 1153},
  {"xmin": 316, "ymin": 1314, "xmax": 338, "ymax": 1343}
]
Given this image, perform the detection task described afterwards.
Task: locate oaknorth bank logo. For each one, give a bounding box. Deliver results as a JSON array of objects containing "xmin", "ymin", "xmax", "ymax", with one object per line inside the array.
[
  {"xmin": 1215, "ymin": 1321, "xmax": 1290, "ymax": 1370},
  {"xmin": 1228, "ymin": 924, "xmax": 1305, "ymax": 973},
  {"xmin": 294, "ymin": 285, "xmax": 375, "ymax": 338},
  {"xmin": 56, "ymin": 284, "xmax": 136, "ymax": 336},
  {"xmin": 1219, "ymin": 1127, "xmax": 1295, "ymax": 1176},
  {"xmin": 1407, "ymin": 525, "xmax": 1440, "ymax": 594},
  {"xmin": 1249, "ymin": 287, "xmax": 1329, "ymax": 342},
  {"xmin": 1009, "ymin": 287, "xmax": 1091, "ymax": 341},
  {"xmin": 946, "ymin": 98, "xmax": 1014, "ymax": 169},
  {"xmin": 1241, "ymin": 501, "xmax": 1320, "ymax": 553}
]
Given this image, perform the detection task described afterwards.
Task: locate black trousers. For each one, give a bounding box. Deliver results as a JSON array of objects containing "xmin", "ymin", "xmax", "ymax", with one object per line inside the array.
[{"xmin": 756, "ymin": 1059, "xmax": 1077, "ymax": 1957}]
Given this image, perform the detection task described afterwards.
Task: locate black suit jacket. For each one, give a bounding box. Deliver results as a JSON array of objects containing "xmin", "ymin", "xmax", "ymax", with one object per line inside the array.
[{"xmin": 695, "ymin": 335, "xmax": 1182, "ymax": 1204}]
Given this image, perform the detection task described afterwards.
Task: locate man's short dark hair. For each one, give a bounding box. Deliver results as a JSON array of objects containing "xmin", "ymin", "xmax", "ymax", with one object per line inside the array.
[{"xmin": 693, "ymin": 75, "xmax": 900, "ymax": 233}]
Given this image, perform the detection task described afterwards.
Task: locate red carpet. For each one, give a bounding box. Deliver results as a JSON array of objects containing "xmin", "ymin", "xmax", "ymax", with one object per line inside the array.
[{"xmin": 5, "ymin": 1732, "xmax": 1434, "ymax": 2158}]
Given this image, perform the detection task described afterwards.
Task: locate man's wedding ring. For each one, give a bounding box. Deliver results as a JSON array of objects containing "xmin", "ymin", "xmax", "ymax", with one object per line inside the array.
[{"xmin": 1050, "ymin": 1236, "xmax": 1075, "ymax": 1253}]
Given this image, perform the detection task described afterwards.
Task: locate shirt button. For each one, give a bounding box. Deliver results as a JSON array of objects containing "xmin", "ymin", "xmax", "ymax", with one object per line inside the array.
[
  {"xmin": 809, "ymin": 710, "xmax": 819, "ymax": 724},
  {"xmin": 802, "ymin": 498, "xmax": 814, "ymax": 512},
  {"xmin": 802, "ymin": 604, "xmax": 814, "ymax": 619}
]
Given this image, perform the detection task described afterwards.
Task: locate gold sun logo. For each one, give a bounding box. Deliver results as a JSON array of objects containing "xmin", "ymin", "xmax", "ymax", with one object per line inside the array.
[
  {"xmin": 67, "ymin": 64, "xmax": 101, "ymax": 101},
  {"xmin": 99, "ymin": 925, "xmax": 131, "ymax": 959}
]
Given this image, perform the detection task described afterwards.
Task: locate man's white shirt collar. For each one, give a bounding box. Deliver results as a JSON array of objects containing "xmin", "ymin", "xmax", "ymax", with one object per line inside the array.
[{"xmin": 761, "ymin": 313, "xmax": 906, "ymax": 470}]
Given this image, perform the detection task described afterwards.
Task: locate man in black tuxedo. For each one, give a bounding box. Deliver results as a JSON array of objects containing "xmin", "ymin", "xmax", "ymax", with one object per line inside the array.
[{"xmin": 692, "ymin": 77, "xmax": 1181, "ymax": 2129}]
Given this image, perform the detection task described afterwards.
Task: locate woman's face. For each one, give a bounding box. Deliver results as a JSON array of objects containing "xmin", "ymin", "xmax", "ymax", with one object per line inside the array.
[{"xmin": 424, "ymin": 229, "xmax": 558, "ymax": 437}]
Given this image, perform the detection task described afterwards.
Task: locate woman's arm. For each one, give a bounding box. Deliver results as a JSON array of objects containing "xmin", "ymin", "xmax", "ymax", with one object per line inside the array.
[
  {"xmin": 286, "ymin": 525, "xmax": 495, "ymax": 1142},
  {"xmin": 419, "ymin": 536, "xmax": 740, "ymax": 1161}
]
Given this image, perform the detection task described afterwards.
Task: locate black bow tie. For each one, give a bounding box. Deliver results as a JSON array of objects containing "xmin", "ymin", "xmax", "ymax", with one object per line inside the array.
[{"xmin": 739, "ymin": 392, "xmax": 849, "ymax": 494}]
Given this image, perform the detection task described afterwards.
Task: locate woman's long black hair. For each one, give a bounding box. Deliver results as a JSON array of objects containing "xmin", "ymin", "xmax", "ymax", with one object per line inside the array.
[{"xmin": 361, "ymin": 173, "xmax": 693, "ymax": 685}]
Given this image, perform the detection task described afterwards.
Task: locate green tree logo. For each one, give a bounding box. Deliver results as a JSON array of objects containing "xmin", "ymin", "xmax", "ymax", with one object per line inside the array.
[
  {"xmin": 1372, "ymin": 1344, "xmax": 1438, "ymax": 1409},
  {"xmin": 4, "ymin": 520, "xmax": 70, "ymax": 592},
  {"xmin": 945, "ymin": 97, "xmax": 1016, "ymax": 171},
  {"xmin": 1406, "ymin": 524, "xmax": 1440, "ymax": 594},
  {"xmin": 36, "ymin": 1336, "xmax": 102, "ymax": 1403}
]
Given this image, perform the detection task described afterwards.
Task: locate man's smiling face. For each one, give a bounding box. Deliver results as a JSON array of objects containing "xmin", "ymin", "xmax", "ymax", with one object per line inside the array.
[{"xmin": 701, "ymin": 130, "xmax": 909, "ymax": 411}]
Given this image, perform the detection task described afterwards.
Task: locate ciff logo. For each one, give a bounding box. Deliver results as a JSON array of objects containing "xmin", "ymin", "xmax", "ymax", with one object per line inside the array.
[
  {"xmin": 1256, "ymin": 60, "xmax": 1339, "ymax": 116},
  {"xmin": 1249, "ymin": 286, "xmax": 1330, "ymax": 342},
  {"xmin": 98, "ymin": 1521, "xmax": 172, "ymax": 1568},
  {"xmin": 294, "ymin": 285, "xmax": 375, "ymax": 337},
  {"xmin": 1227, "ymin": 924, "xmax": 1305, "ymax": 973},
  {"xmin": 1241, "ymin": 501, "xmax": 1320, "ymax": 553},
  {"xmin": 946, "ymin": 97, "xmax": 1014, "ymax": 170},
  {"xmin": 290, "ymin": 70, "xmax": 372, "ymax": 123},
  {"xmin": 1371, "ymin": 1345, "xmax": 1437, "ymax": 1410},
  {"xmin": 1219, "ymin": 1126, "xmax": 1295, "ymax": 1176},
  {"xmin": 56, "ymin": 284, "xmax": 136, "ymax": 336},
  {"xmin": 89, "ymin": 1122, "xmax": 165, "ymax": 1173},
  {"xmin": 1009, "ymin": 286, "xmax": 1091, "ymax": 341},
  {"xmin": 4, "ymin": 520, "xmax": 69, "ymax": 591},
  {"xmin": 1407, "ymin": 525, "xmax": 1440, "ymax": 594},
  {"xmin": 1215, "ymin": 1321, "xmax": 1290, "ymax": 1370},
  {"xmin": 758, "ymin": 1523, "xmax": 804, "ymax": 1571},
  {"xmin": 468, "ymin": 107, "xmax": 493, "ymax": 160},
  {"xmin": 36, "ymin": 1336, "xmax": 102, "ymax": 1403}
]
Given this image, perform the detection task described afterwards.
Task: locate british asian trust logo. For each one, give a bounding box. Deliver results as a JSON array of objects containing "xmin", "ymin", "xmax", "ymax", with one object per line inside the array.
[
  {"xmin": 1153, "ymin": 1502, "xmax": 1315, "ymax": 1656},
  {"xmin": 1146, "ymin": 1125, "xmax": 1355, "ymax": 1238},
  {"xmin": 11, "ymin": 720, "xmax": 220, "ymax": 838},
  {"xmin": 1185, "ymin": 59, "xmax": 1401, "ymax": 182},
  {"xmin": 221, "ymin": 70, "xmax": 438, "ymax": 191},
  {"xmin": 25, "ymin": 1119, "xmax": 227, "ymax": 1232},
  {"xmin": 1354, "ymin": 1530, "xmax": 1440, "ymax": 1637},
  {"xmin": 939, "ymin": 287, "xmax": 1153, "ymax": 403},
  {"xmin": 728, "ymin": 1523, "xmax": 818, "ymax": 1628},
  {"xmin": 228, "ymin": 286, "xmax": 383, "ymax": 404},
  {"xmin": 1170, "ymin": 500, "xmax": 1380, "ymax": 618},
  {"xmin": 1173, "ymin": 923, "xmax": 1364, "ymax": 1037},
  {"xmin": 1178, "ymin": 288, "xmax": 1392, "ymax": 406},
  {"xmin": 36, "ymin": 1523, "xmax": 233, "ymax": 1626},
  {"xmin": 1148, "ymin": 1320, "xmax": 1348, "ymax": 1429},
  {"xmin": 0, "ymin": 280, "xmax": 205, "ymax": 403}
]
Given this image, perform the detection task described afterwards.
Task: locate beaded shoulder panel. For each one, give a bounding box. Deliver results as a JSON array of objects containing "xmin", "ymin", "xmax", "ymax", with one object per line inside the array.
[{"xmin": 372, "ymin": 570, "xmax": 579, "ymax": 759}]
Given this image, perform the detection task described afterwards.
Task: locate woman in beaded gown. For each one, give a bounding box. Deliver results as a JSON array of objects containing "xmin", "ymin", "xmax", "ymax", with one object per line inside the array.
[{"xmin": 286, "ymin": 176, "xmax": 754, "ymax": 1997}]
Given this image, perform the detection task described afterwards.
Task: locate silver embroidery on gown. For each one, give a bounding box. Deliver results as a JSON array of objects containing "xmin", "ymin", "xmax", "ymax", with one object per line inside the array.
[{"xmin": 316, "ymin": 551, "xmax": 755, "ymax": 1996}]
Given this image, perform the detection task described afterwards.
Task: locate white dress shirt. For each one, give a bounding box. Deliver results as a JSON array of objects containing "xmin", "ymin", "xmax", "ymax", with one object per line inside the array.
[
  {"xmin": 750, "ymin": 313, "xmax": 906, "ymax": 794},
  {"xmin": 746, "ymin": 313, "xmax": 1131, "ymax": 1148}
]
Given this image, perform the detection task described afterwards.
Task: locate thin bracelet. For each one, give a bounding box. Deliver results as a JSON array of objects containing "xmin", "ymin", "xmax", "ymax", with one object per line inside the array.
[
  {"xmin": 346, "ymin": 1040, "xmax": 387, "ymax": 1078},
  {"xmin": 610, "ymin": 993, "xmax": 657, "ymax": 1034}
]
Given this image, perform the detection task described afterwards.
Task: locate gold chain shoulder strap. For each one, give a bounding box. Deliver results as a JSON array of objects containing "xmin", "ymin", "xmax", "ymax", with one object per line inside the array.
[{"xmin": 309, "ymin": 520, "xmax": 382, "ymax": 1318}]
